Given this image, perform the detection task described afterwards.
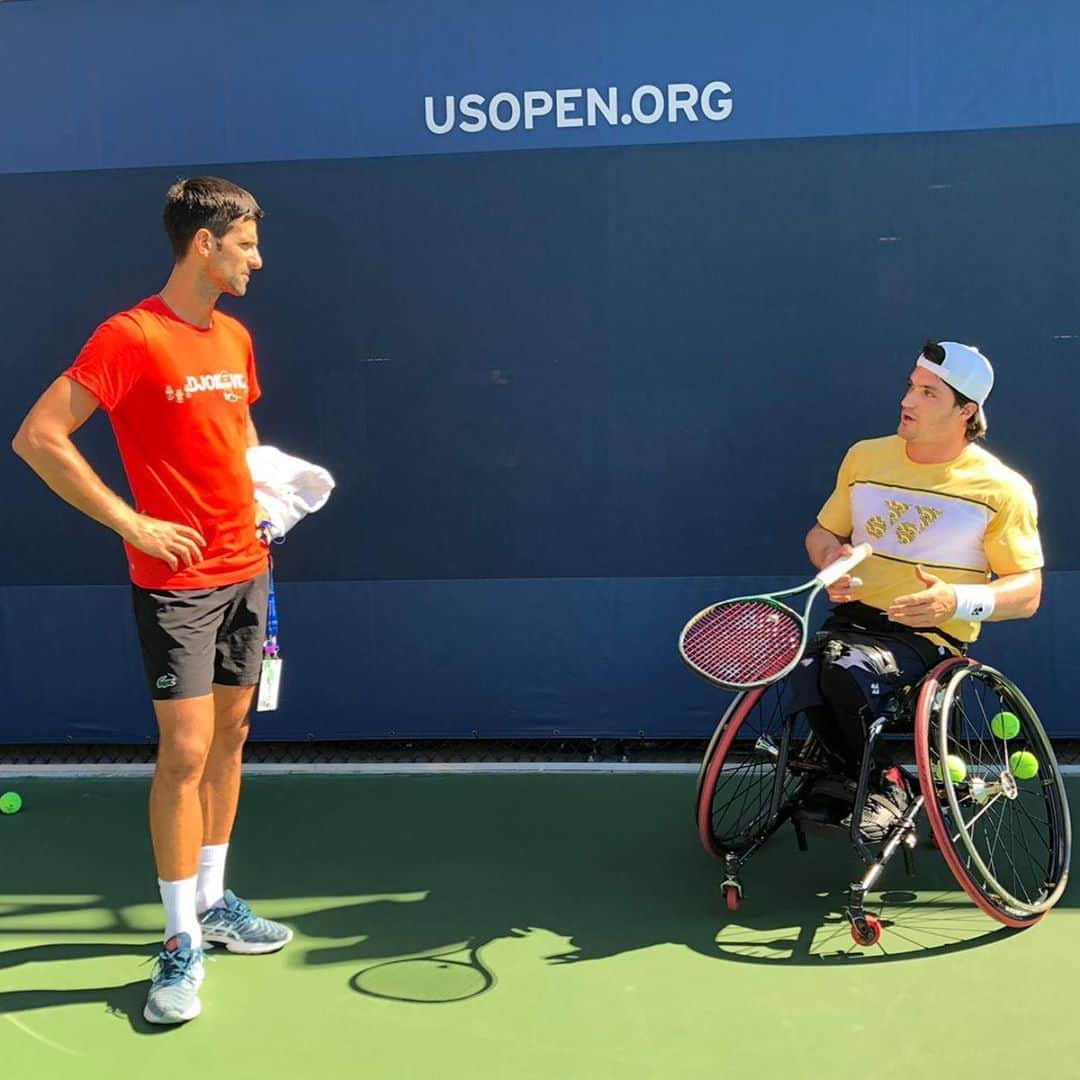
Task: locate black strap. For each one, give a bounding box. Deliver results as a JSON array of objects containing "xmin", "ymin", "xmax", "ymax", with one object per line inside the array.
[{"xmin": 827, "ymin": 601, "xmax": 968, "ymax": 656}]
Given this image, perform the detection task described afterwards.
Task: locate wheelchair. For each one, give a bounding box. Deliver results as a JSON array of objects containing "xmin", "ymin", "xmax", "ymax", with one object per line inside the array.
[{"xmin": 695, "ymin": 655, "xmax": 1072, "ymax": 946}]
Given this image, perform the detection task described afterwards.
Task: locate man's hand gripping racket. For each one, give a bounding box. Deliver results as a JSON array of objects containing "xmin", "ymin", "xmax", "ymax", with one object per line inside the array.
[{"xmin": 678, "ymin": 543, "xmax": 872, "ymax": 690}]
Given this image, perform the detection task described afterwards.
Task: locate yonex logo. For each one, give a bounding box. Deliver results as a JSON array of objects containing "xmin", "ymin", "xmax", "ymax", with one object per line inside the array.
[
  {"xmin": 865, "ymin": 500, "xmax": 943, "ymax": 546},
  {"xmin": 155, "ymin": 674, "xmax": 178, "ymax": 690}
]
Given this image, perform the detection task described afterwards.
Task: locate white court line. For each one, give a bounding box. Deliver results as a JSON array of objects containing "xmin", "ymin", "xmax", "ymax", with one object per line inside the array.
[
  {"xmin": 3, "ymin": 1013, "xmax": 83, "ymax": 1057},
  {"xmin": 0, "ymin": 762, "xmax": 701, "ymax": 778},
  {"xmin": 1, "ymin": 762, "xmax": 1079, "ymax": 778}
]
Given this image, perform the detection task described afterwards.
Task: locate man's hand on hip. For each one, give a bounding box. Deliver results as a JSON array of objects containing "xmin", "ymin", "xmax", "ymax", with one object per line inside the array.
[{"xmin": 122, "ymin": 514, "xmax": 206, "ymax": 571}]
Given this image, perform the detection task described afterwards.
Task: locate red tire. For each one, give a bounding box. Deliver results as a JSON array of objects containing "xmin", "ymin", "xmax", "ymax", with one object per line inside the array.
[
  {"xmin": 697, "ymin": 687, "xmax": 766, "ymax": 856},
  {"xmin": 914, "ymin": 658, "xmax": 1070, "ymax": 928},
  {"xmin": 850, "ymin": 914, "xmax": 882, "ymax": 947},
  {"xmin": 696, "ymin": 680, "xmax": 816, "ymax": 859}
]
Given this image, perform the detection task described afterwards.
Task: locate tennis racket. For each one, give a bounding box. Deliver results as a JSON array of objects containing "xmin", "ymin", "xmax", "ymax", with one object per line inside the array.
[{"xmin": 679, "ymin": 542, "xmax": 872, "ymax": 690}]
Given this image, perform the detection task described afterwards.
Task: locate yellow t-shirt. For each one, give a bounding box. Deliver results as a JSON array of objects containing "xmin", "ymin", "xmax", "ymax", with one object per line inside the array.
[{"xmin": 817, "ymin": 436, "xmax": 1043, "ymax": 644}]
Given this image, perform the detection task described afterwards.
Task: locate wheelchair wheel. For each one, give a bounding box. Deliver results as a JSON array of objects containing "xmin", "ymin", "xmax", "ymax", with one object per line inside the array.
[
  {"xmin": 914, "ymin": 658, "xmax": 1072, "ymax": 927},
  {"xmin": 696, "ymin": 676, "xmax": 820, "ymax": 858}
]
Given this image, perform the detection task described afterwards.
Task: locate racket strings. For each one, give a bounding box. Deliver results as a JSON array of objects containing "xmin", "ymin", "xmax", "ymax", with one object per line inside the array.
[{"xmin": 683, "ymin": 600, "xmax": 802, "ymax": 685}]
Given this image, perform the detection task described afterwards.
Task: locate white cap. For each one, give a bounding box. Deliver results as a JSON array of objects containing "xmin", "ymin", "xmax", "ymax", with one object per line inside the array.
[{"xmin": 916, "ymin": 341, "xmax": 994, "ymax": 430}]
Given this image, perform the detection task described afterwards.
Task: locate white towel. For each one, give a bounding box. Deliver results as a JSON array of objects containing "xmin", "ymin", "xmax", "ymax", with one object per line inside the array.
[{"xmin": 247, "ymin": 446, "xmax": 335, "ymax": 539}]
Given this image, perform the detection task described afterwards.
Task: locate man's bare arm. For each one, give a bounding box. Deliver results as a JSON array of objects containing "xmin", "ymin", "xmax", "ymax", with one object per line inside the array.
[
  {"xmin": 12, "ymin": 376, "xmax": 205, "ymax": 571},
  {"xmin": 805, "ymin": 522, "xmax": 862, "ymax": 604},
  {"xmin": 245, "ymin": 407, "xmax": 275, "ymax": 544},
  {"xmin": 889, "ymin": 567, "xmax": 1042, "ymax": 627},
  {"xmin": 806, "ymin": 522, "xmax": 848, "ymax": 571},
  {"xmin": 984, "ymin": 568, "xmax": 1042, "ymax": 621}
]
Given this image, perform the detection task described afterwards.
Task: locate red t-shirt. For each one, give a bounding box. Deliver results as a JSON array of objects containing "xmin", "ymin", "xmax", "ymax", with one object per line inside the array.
[{"xmin": 65, "ymin": 295, "xmax": 269, "ymax": 590}]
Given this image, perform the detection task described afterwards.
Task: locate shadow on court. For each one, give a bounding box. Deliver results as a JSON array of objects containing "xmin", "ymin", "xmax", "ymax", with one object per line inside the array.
[
  {"xmin": 0, "ymin": 980, "xmax": 168, "ymax": 1035},
  {"xmin": 0, "ymin": 941, "xmax": 184, "ymax": 1033},
  {"xmin": 276, "ymin": 774, "xmax": 1046, "ymax": 989},
  {"xmin": 0, "ymin": 774, "xmax": 1074, "ymax": 1018}
]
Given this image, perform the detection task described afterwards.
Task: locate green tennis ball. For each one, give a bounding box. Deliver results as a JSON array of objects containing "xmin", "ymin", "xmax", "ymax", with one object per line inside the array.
[
  {"xmin": 932, "ymin": 754, "xmax": 967, "ymax": 783},
  {"xmin": 990, "ymin": 711, "xmax": 1021, "ymax": 740},
  {"xmin": 1009, "ymin": 750, "xmax": 1039, "ymax": 780},
  {"xmin": 0, "ymin": 791, "xmax": 22, "ymax": 815}
]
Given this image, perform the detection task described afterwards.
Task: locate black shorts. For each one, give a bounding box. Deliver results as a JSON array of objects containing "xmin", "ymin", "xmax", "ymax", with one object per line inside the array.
[{"xmin": 131, "ymin": 572, "xmax": 270, "ymax": 701}]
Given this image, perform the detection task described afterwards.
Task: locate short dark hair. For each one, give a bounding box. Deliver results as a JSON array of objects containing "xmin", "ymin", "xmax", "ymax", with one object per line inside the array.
[
  {"xmin": 163, "ymin": 177, "xmax": 263, "ymax": 259},
  {"xmin": 919, "ymin": 339, "xmax": 986, "ymax": 441}
]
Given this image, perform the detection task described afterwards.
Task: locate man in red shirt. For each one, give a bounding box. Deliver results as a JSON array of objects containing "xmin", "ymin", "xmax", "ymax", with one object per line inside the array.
[{"xmin": 12, "ymin": 178, "xmax": 291, "ymax": 1025}]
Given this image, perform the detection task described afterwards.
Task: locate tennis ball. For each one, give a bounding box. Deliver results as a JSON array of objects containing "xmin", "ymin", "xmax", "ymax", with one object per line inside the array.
[
  {"xmin": 990, "ymin": 711, "xmax": 1021, "ymax": 740},
  {"xmin": 932, "ymin": 755, "xmax": 967, "ymax": 783},
  {"xmin": 1009, "ymin": 750, "xmax": 1039, "ymax": 780},
  {"xmin": 0, "ymin": 791, "xmax": 22, "ymax": 815}
]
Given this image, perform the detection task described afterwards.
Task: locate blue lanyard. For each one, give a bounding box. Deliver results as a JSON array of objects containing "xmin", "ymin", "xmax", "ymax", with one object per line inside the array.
[
  {"xmin": 265, "ymin": 560, "xmax": 279, "ymax": 656},
  {"xmin": 259, "ymin": 522, "xmax": 284, "ymax": 657}
]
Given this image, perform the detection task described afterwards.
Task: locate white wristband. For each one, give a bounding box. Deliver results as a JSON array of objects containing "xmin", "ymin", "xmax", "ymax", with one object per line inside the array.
[{"xmin": 952, "ymin": 584, "xmax": 995, "ymax": 622}]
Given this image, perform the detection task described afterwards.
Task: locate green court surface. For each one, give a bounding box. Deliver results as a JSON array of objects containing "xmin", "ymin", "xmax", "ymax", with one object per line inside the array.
[{"xmin": 1, "ymin": 774, "xmax": 1077, "ymax": 1078}]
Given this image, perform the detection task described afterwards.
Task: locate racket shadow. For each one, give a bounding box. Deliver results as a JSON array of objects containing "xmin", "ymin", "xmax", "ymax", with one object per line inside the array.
[{"xmin": 348, "ymin": 939, "xmax": 496, "ymax": 1004}]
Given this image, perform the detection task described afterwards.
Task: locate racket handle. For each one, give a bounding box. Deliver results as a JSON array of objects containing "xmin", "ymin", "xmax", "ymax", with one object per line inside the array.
[{"xmin": 815, "ymin": 542, "xmax": 872, "ymax": 588}]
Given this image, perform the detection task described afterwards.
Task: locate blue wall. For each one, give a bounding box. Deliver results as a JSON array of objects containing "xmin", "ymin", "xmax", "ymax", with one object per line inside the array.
[
  {"xmin": 4, "ymin": 1, "xmax": 1080, "ymax": 171},
  {"xmin": 2, "ymin": 2, "xmax": 1078, "ymax": 740}
]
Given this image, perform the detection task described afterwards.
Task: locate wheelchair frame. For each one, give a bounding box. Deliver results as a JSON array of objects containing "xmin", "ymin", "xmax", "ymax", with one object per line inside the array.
[{"xmin": 695, "ymin": 656, "xmax": 1072, "ymax": 947}]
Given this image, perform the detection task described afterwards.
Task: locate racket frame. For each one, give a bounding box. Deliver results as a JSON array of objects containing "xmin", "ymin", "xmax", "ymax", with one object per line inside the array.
[{"xmin": 678, "ymin": 543, "xmax": 872, "ymax": 691}]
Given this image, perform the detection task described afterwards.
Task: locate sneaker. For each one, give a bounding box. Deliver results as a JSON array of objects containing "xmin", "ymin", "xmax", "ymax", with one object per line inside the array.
[
  {"xmin": 199, "ymin": 889, "xmax": 293, "ymax": 955},
  {"xmin": 143, "ymin": 932, "xmax": 205, "ymax": 1025},
  {"xmin": 879, "ymin": 765, "xmax": 913, "ymax": 812},
  {"xmin": 844, "ymin": 765, "xmax": 913, "ymax": 843}
]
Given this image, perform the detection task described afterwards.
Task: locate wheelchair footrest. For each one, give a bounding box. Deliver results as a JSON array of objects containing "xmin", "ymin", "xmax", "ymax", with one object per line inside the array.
[{"xmin": 794, "ymin": 790, "xmax": 854, "ymax": 831}]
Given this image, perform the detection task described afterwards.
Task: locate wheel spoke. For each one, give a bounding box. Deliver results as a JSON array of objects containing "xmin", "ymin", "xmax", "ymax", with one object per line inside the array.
[{"xmin": 920, "ymin": 661, "xmax": 1070, "ymax": 922}]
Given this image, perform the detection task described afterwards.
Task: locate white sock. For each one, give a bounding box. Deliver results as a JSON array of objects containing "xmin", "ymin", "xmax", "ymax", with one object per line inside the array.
[
  {"xmin": 196, "ymin": 843, "xmax": 229, "ymax": 914},
  {"xmin": 158, "ymin": 876, "xmax": 202, "ymax": 949}
]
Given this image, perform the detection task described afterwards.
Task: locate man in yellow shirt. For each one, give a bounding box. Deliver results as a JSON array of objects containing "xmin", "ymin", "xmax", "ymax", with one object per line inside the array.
[{"xmin": 792, "ymin": 340, "xmax": 1044, "ymax": 839}]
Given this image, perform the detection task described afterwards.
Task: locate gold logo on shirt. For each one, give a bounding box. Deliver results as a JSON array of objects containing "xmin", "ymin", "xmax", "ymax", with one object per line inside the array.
[
  {"xmin": 886, "ymin": 500, "xmax": 909, "ymax": 525},
  {"xmin": 865, "ymin": 503, "xmax": 943, "ymax": 545}
]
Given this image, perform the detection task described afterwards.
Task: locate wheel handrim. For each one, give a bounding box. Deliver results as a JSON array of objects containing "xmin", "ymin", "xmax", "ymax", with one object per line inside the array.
[
  {"xmin": 929, "ymin": 664, "xmax": 1071, "ymax": 918},
  {"xmin": 696, "ymin": 680, "xmax": 817, "ymax": 855}
]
